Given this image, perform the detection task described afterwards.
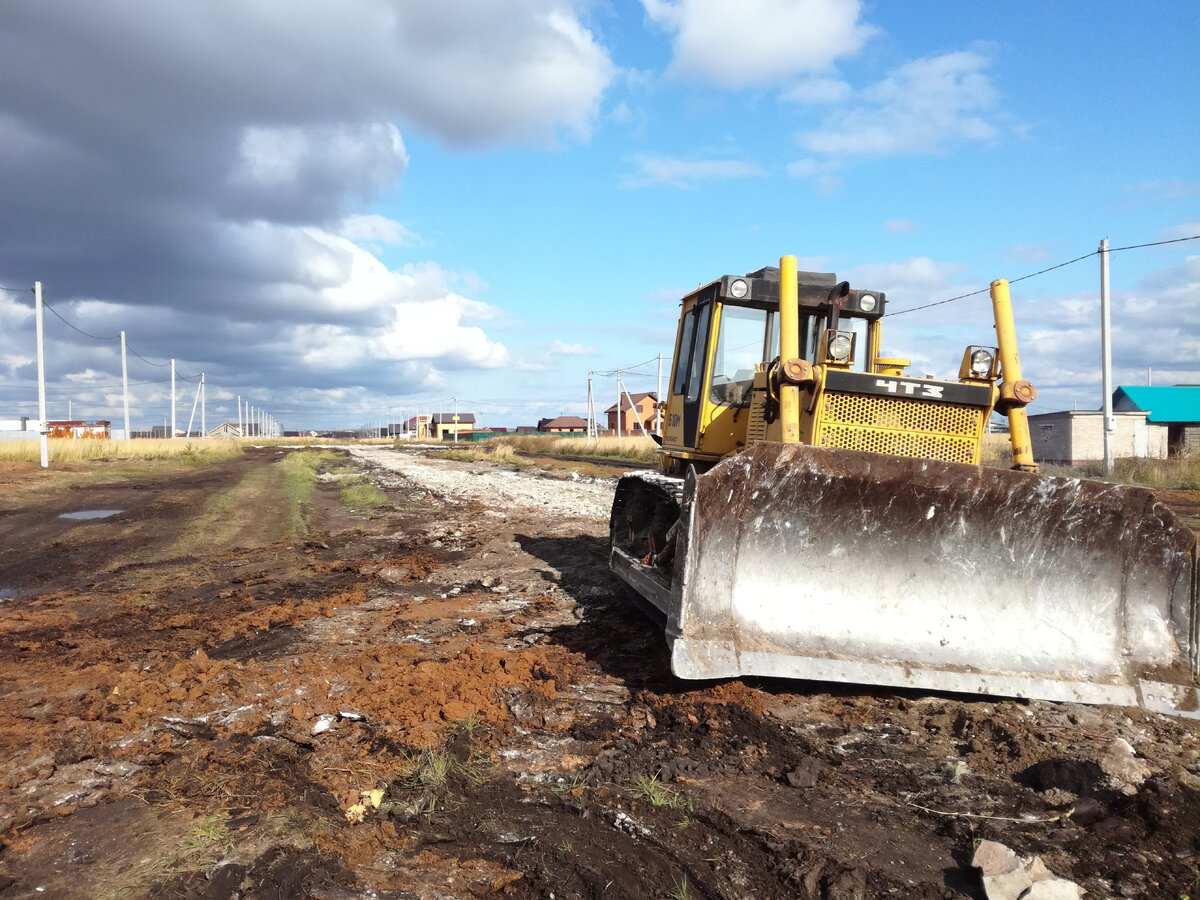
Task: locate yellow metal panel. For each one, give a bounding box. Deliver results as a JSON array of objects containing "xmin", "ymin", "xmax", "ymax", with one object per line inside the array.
[{"xmin": 814, "ymin": 391, "xmax": 986, "ymax": 465}]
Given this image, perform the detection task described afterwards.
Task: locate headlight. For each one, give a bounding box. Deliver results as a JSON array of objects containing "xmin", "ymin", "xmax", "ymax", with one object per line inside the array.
[
  {"xmin": 728, "ymin": 278, "xmax": 748, "ymax": 299},
  {"xmin": 858, "ymin": 293, "xmax": 877, "ymax": 312},
  {"xmin": 828, "ymin": 332, "xmax": 852, "ymax": 362},
  {"xmin": 970, "ymin": 348, "xmax": 993, "ymax": 377}
]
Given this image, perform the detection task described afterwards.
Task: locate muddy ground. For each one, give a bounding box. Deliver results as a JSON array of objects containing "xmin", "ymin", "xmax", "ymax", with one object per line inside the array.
[{"xmin": 1, "ymin": 446, "xmax": 1199, "ymax": 899}]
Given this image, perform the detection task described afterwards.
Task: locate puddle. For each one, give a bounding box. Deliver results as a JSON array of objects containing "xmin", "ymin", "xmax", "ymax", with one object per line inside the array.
[
  {"xmin": 58, "ymin": 509, "xmax": 123, "ymax": 521},
  {"xmin": 0, "ymin": 588, "xmax": 17, "ymax": 601}
]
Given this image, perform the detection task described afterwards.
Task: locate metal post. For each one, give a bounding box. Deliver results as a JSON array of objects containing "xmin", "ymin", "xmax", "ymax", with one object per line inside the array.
[
  {"xmin": 170, "ymin": 358, "xmax": 176, "ymax": 439},
  {"xmin": 1100, "ymin": 238, "xmax": 1114, "ymax": 475},
  {"xmin": 778, "ymin": 256, "xmax": 801, "ymax": 444},
  {"xmin": 655, "ymin": 352, "xmax": 663, "ymax": 434},
  {"xmin": 200, "ymin": 372, "xmax": 206, "ymax": 437},
  {"xmin": 120, "ymin": 330, "xmax": 131, "ymax": 441},
  {"xmin": 186, "ymin": 378, "xmax": 200, "ymax": 437},
  {"xmin": 237, "ymin": 395, "xmax": 242, "ymax": 436},
  {"xmin": 68, "ymin": 399, "xmax": 72, "ymax": 420},
  {"xmin": 990, "ymin": 279, "xmax": 1038, "ymax": 472},
  {"xmin": 453, "ymin": 396, "xmax": 459, "ymax": 444},
  {"xmin": 34, "ymin": 282, "xmax": 49, "ymax": 468}
]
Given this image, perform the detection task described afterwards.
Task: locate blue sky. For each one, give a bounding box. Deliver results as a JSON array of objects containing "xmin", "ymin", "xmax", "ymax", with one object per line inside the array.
[{"xmin": 0, "ymin": 1, "xmax": 1196, "ymax": 429}]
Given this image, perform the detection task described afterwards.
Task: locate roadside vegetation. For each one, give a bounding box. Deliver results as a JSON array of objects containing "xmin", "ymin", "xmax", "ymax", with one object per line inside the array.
[
  {"xmin": 280, "ymin": 450, "xmax": 341, "ymax": 534},
  {"xmin": 487, "ymin": 434, "xmax": 659, "ymax": 465},
  {"xmin": 340, "ymin": 480, "xmax": 390, "ymax": 510},
  {"xmin": 1048, "ymin": 453, "xmax": 1200, "ymax": 491},
  {"xmin": 0, "ymin": 438, "xmax": 242, "ymax": 464}
]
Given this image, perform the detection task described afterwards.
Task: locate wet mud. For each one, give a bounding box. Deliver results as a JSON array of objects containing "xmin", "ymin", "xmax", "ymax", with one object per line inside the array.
[{"xmin": 0, "ymin": 449, "xmax": 1198, "ymax": 898}]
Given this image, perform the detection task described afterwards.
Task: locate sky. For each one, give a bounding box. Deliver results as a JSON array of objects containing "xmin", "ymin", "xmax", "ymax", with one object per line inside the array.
[{"xmin": 1, "ymin": 0, "xmax": 1197, "ymax": 431}]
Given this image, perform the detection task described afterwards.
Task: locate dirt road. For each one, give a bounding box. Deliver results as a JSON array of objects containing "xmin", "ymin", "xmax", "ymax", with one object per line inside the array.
[{"xmin": 1, "ymin": 447, "xmax": 1198, "ymax": 898}]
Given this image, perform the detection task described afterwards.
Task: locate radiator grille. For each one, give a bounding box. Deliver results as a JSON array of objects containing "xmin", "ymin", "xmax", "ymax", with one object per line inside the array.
[{"xmin": 817, "ymin": 392, "xmax": 982, "ymax": 464}]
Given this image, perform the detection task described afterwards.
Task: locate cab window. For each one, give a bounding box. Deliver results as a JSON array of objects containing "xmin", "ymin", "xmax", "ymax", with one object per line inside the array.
[{"xmin": 709, "ymin": 305, "xmax": 768, "ymax": 406}]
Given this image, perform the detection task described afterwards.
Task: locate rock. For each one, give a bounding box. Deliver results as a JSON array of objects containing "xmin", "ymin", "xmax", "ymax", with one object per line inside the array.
[
  {"xmin": 377, "ymin": 566, "xmax": 412, "ymax": 583},
  {"xmin": 1024, "ymin": 879, "xmax": 1086, "ymax": 899},
  {"xmin": 783, "ymin": 757, "xmax": 828, "ymax": 789},
  {"xmin": 1100, "ymin": 738, "xmax": 1150, "ymax": 796},
  {"xmin": 311, "ymin": 714, "xmax": 337, "ymax": 735},
  {"xmin": 1179, "ymin": 769, "xmax": 1200, "ymax": 792},
  {"xmin": 972, "ymin": 840, "xmax": 1084, "ymax": 900}
]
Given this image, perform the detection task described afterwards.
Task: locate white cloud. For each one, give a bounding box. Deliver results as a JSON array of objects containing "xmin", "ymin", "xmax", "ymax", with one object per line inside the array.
[
  {"xmin": 1009, "ymin": 243, "xmax": 1053, "ymax": 262},
  {"xmin": 1123, "ymin": 180, "xmax": 1200, "ymax": 205},
  {"xmin": 781, "ymin": 77, "xmax": 852, "ymax": 104},
  {"xmin": 549, "ymin": 340, "xmax": 598, "ymax": 357},
  {"xmin": 883, "ymin": 219, "xmax": 917, "ymax": 234},
  {"xmin": 786, "ymin": 157, "xmax": 843, "ymax": 194},
  {"xmin": 846, "ymin": 256, "xmax": 967, "ymax": 307},
  {"xmin": 642, "ymin": 0, "xmax": 875, "ymax": 87},
  {"xmin": 800, "ymin": 49, "xmax": 1003, "ymax": 157},
  {"xmin": 622, "ymin": 154, "xmax": 767, "ymax": 189},
  {"xmin": 339, "ymin": 214, "xmax": 421, "ymax": 249},
  {"xmin": 1163, "ymin": 222, "xmax": 1200, "ymax": 240}
]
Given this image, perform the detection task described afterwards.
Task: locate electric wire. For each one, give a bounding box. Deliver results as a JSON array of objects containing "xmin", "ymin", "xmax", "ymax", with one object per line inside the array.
[
  {"xmin": 41, "ymin": 300, "xmax": 121, "ymax": 341},
  {"xmin": 886, "ymin": 234, "xmax": 1200, "ymax": 318}
]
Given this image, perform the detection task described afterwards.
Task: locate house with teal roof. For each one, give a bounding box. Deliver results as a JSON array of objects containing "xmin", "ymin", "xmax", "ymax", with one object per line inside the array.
[{"xmin": 1113, "ymin": 385, "xmax": 1200, "ymax": 454}]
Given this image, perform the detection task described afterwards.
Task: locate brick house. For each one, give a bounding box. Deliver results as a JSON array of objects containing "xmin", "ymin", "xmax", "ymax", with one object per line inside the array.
[
  {"xmin": 539, "ymin": 415, "xmax": 587, "ymax": 434},
  {"xmin": 604, "ymin": 392, "xmax": 658, "ymax": 435},
  {"xmin": 1027, "ymin": 410, "xmax": 1167, "ymax": 466}
]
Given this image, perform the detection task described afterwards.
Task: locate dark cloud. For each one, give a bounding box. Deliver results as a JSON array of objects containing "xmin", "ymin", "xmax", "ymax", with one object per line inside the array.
[{"xmin": 0, "ymin": 1, "xmax": 613, "ymax": 425}]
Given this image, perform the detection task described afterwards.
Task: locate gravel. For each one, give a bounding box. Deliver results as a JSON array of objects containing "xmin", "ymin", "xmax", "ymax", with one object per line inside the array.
[{"xmin": 348, "ymin": 446, "xmax": 617, "ymax": 521}]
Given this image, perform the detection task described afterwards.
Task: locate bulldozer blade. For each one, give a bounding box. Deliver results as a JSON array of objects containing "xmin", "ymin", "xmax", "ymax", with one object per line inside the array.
[{"xmin": 668, "ymin": 443, "xmax": 1200, "ymax": 717}]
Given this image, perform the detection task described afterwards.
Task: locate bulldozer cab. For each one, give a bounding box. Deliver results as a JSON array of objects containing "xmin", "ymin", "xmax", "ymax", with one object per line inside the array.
[{"xmin": 662, "ymin": 268, "xmax": 893, "ymax": 470}]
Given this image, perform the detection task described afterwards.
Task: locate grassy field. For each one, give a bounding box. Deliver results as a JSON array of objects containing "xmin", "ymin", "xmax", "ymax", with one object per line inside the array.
[
  {"xmin": 0, "ymin": 438, "xmax": 244, "ymax": 464},
  {"xmin": 486, "ymin": 434, "xmax": 660, "ymax": 464}
]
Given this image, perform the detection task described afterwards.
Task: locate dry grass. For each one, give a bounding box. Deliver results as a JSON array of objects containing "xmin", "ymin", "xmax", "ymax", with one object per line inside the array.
[
  {"xmin": 1047, "ymin": 453, "xmax": 1200, "ymax": 490},
  {"xmin": 491, "ymin": 434, "xmax": 660, "ymax": 464},
  {"xmin": 0, "ymin": 438, "xmax": 243, "ymax": 464},
  {"xmin": 440, "ymin": 444, "xmax": 521, "ymax": 465}
]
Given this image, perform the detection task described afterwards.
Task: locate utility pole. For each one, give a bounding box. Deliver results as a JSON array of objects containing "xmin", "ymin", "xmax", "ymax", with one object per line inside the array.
[
  {"xmin": 120, "ymin": 329, "xmax": 130, "ymax": 441},
  {"xmin": 586, "ymin": 371, "xmax": 594, "ymax": 440},
  {"xmin": 453, "ymin": 396, "xmax": 459, "ymax": 444},
  {"xmin": 186, "ymin": 378, "xmax": 201, "ymax": 438},
  {"xmin": 34, "ymin": 281, "xmax": 48, "ymax": 468},
  {"xmin": 200, "ymin": 372, "xmax": 206, "ymax": 438},
  {"xmin": 1099, "ymin": 238, "xmax": 1114, "ymax": 474},
  {"xmin": 655, "ymin": 352, "xmax": 663, "ymax": 435},
  {"xmin": 615, "ymin": 371, "xmax": 622, "ymax": 438},
  {"xmin": 170, "ymin": 358, "xmax": 176, "ymax": 439},
  {"xmin": 237, "ymin": 395, "xmax": 242, "ymax": 436},
  {"xmin": 67, "ymin": 399, "xmax": 72, "ymax": 420}
]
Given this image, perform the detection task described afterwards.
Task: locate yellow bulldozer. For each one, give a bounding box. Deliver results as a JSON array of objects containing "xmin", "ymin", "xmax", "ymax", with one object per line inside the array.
[{"xmin": 610, "ymin": 256, "xmax": 1200, "ymax": 717}]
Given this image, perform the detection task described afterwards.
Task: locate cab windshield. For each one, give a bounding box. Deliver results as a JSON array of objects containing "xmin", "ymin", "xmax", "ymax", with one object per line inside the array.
[{"xmin": 709, "ymin": 306, "xmax": 768, "ymax": 406}]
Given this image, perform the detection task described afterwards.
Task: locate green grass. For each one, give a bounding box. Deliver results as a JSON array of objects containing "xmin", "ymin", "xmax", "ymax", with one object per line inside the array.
[
  {"xmin": 281, "ymin": 450, "xmax": 341, "ymax": 533},
  {"xmin": 405, "ymin": 748, "xmax": 490, "ymax": 790},
  {"xmin": 340, "ymin": 481, "xmax": 389, "ymax": 510},
  {"xmin": 630, "ymin": 775, "xmax": 692, "ymax": 811}
]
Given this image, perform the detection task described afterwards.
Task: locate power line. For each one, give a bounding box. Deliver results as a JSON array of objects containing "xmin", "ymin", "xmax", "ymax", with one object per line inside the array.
[
  {"xmin": 124, "ymin": 344, "xmax": 171, "ymax": 367},
  {"xmin": 1110, "ymin": 234, "xmax": 1200, "ymax": 252},
  {"xmin": 41, "ymin": 299, "xmax": 121, "ymax": 341},
  {"xmin": 886, "ymin": 234, "xmax": 1200, "ymax": 318},
  {"xmin": 0, "ymin": 285, "xmax": 29, "ymax": 294}
]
